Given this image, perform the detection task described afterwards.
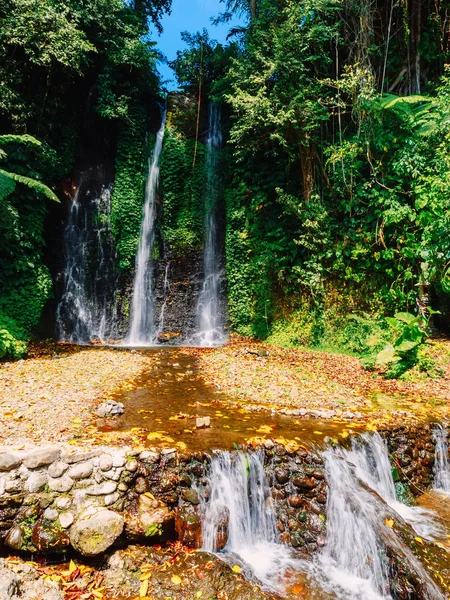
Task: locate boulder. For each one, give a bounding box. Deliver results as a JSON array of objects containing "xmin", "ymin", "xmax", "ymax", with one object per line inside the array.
[
  {"xmin": 96, "ymin": 401, "xmax": 124, "ymax": 418},
  {"xmin": 70, "ymin": 509, "xmax": 124, "ymax": 556}
]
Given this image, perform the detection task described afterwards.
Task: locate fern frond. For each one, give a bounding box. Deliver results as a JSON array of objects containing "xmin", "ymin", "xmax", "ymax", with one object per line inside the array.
[
  {"xmin": 0, "ymin": 169, "xmax": 59, "ymax": 202},
  {"xmin": 0, "ymin": 171, "xmax": 16, "ymax": 202},
  {"xmin": 0, "ymin": 134, "xmax": 42, "ymax": 148}
]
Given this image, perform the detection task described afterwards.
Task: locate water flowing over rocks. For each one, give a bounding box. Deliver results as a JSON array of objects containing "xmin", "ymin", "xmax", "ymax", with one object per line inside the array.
[{"xmin": 0, "ymin": 423, "xmax": 447, "ymax": 598}]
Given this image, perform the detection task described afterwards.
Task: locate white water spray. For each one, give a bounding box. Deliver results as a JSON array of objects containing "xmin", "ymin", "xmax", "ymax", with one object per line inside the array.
[
  {"xmin": 201, "ymin": 452, "xmax": 302, "ymax": 592},
  {"xmin": 128, "ymin": 110, "xmax": 167, "ymax": 345},
  {"xmin": 156, "ymin": 261, "xmax": 171, "ymax": 338},
  {"xmin": 433, "ymin": 424, "xmax": 450, "ymax": 493},
  {"xmin": 57, "ymin": 176, "xmax": 118, "ymax": 343},
  {"xmin": 195, "ymin": 104, "xmax": 227, "ymax": 347}
]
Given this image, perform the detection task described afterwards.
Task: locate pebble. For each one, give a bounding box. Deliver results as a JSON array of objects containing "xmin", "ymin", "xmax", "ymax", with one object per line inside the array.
[
  {"xmin": 126, "ymin": 460, "xmax": 138, "ymax": 472},
  {"xmin": 104, "ymin": 492, "xmax": 120, "ymax": 506},
  {"xmin": 26, "ymin": 472, "xmax": 48, "ymax": 493},
  {"xmin": 139, "ymin": 451, "xmax": 159, "ymax": 463},
  {"xmin": 111, "ymin": 454, "xmax": 126, "ymax": 468},
  {"xmin": 56, "ymin": 497, "xmax": 72, "ymax": 510},
  {"xmin": 96, "ymin": 401, "xmax": 124, "ymax": 418},
  {"xmin": 59, "ymin": 512, "xmax": 74, "ymax": 528},
  {"xmin": 43, "ymin": 508, "xmax": 59, "ymax": 521},
  {"xmin": 67, "ymin": 462, "xmax": 94, "ymax": 480}
]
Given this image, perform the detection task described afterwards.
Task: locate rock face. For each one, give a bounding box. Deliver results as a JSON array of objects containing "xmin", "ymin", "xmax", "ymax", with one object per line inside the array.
[{"xmin": 70, "ymin": 509, "xmax": 124, "ymax": 556}]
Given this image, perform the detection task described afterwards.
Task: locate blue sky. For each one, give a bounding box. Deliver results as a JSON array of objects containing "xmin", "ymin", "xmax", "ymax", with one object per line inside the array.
[{"xmin": 152, "ymin": 0, "xmax": 242, "ymax": 89}]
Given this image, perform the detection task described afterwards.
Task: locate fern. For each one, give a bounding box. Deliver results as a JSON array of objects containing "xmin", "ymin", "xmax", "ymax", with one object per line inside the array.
[
  {"xmin": 0, "ymin": 171, "xmax": 16, "ymax": 203},
  {"xmin": 0, "ymin": 134, "xmax": 42, "ymax": 148},
  {"xmin": 0, "ymin": 169, "xmax": 59, "ymax": 202}
]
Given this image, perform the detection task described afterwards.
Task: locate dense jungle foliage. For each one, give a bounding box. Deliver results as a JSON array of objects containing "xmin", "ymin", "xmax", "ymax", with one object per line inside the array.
[{"xmin": 1, "ymin": 0, "xmax": 449, "ymax": 365}]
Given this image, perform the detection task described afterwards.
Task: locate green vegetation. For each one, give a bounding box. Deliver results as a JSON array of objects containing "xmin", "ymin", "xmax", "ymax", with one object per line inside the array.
[{"xmin": 1, "ymin": 0, "xmax": 450, "ymax": 375}]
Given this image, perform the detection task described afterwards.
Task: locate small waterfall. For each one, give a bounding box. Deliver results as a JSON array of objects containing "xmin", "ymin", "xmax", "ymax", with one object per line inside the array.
[
  {"xmin": 315, "ymin": 437, "xmax": 444, "ymax": 600},
  {"xmin": 195, "ymin": 104, "xmax": 227, "ymax": 347},
  {"xmin": 201, "ymin": 451, "xmax": 302, "ymax": 592},
  {"xmin": 56, "ymin": 174, "xmax": 118, "ymax": 343},
  {"xmin": 318, "ymin": 448, "xmax": 391, "ymax": 599},
  {"xmin": 128, "ymin": 110, "xmax": 167, "ymax": 345},
  {"xmin": 432, "ymin": 424, "xmax": 450, "ymax": 493}
]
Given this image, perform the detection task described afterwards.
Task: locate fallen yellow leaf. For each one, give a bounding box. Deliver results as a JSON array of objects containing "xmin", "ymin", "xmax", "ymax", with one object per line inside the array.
[
  {"xmin": 232, "ymin": 565, "xmax": 242, "ymax": 574},
  {"xmin": 140, "ymin": 579, "xmax": 149, "ymax": 597},
  {"xmin": 171, "ymin": 575, "xmax": 182, "ymax": 585},
  {"xmin": 385, "ymin": 519, "xmax": 394, "ymax": 528}
]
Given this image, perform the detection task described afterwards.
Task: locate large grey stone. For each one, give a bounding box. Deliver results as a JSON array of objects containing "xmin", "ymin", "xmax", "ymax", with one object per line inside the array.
[
  {"xmin": 70, "ymin": 509, "xmax": 124, "ymax": 556},
  {"xmin": 48, "ymin": 475, "xmax": 74, "ymax": 493},
  {"xmin": 86, "ymin": 482, "xmax": 117, "ymax": 496},
  {"xmin": 26, "ymin": 471, "xmax": 48, "ymax": 493},
  {"xmin": 67, "ymin": 462, "xmax": 93, "ymax": 480},
  {"xmin": 0, "ymin": 452, "xmax": 21, "ymax": 472},
  {"xmin": 43, "ymin": 508, "xmax": 59, "ymax": 521},
  {"xmin": 48, "ymin": 461, "xmax": 69, "ymax": 479},
  {"xmin": 23, "ymin": 448, "xmax": 61, "ymax": 470},
  {"xmin": 96, "ymin": 401, "xmax": 124, "ymax": 418}
]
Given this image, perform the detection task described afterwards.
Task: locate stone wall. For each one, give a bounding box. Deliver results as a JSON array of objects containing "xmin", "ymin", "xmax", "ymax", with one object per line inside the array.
[{"xmin": 0, "ymin": 424, "xmax": 441, "ymax": 559}]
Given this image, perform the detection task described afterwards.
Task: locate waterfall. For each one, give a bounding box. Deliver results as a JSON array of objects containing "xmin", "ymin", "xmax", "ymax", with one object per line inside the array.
[
  {"xmin": 315, "ymin": 436, "xmax": 444, "ymax": 600},
  {"xmin": 128, "ymin": 110, "xmax": 167, "ymax": 345},
  {"xmin": 56, "ymin": 174, "xmax": 118, "ymax": 343},
  {"xmin": 201, "ymin": 451, "xmax": 302, "ymax": 592},
  {"xmin": 347, "ymin": 433, "xmax": 441, "ymax": 540},
  {"xmin": 432, "ymin": 424, "xmax": 450, "ymax": 493},
  {"xmin": 195, "ymin": 104, "xmax": 227, "ymax": 347}
]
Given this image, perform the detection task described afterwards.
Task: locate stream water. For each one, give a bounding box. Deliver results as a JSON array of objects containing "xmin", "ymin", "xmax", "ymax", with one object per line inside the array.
[{"xmin": 433, "ymin": 424, "xmax": 450, "ymax": 493}]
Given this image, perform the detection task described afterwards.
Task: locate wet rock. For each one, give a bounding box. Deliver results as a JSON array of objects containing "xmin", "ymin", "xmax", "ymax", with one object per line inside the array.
[
  {"xmin": 175, "ymin": 507, "xmax": 202, "ymax": 548},
  {"xmin": 23, "ymin": 448, "xmax": 61, "ymax": 470},
  {"xmin": 292, "ymin": 476, "xmax": 317, "ymax": 490},
  {"xmin": 5, "ymin": 525, "xmax": 24, "ymax": 550},
  {"xmin": 139, "ymin": 451, "xmax": 160, "ymax": 463},
  {"xmin": 182, "ymin": 488, "xmax": 200, "ymax": 505},
  {"xmin": 96, "ymin": 401, "xmax": 124, "ymax": 418},
  {"xmin": 0, "ymin": 452, "xmax": 21, "ymax": 472},
  {"xmin": 275, "ymin": 468, "xmax": 290, "ymax": 484},
  {"xmin": 32, "ymin": 520, "xmax": 70, "ymax": 552},
  {"xmin": 70, "ymin": 509, "xmax": 124, "ymax": 556},
  {"xmin": 135, "ymin": 477, "xmax": 149, "ymax": 494},
  {"xmin": 288, "ymin": 495, "xmax": 304, "ymax": 508}
]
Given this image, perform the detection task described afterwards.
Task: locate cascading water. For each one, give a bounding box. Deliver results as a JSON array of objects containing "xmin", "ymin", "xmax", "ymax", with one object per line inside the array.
[
  {"xmin": 56, "ymin": 173, "xmax": 119, "ymax": 343},
  {"xmin": 127, "ymin": 110, "xmax": 167, "ymax": 345},
  {"xmin": 432, "ymin": 424, "xmax": 450, "ymax": 493},
  {"xmin": 315, "ymin": 440, "xmax": 445, "ymax": 600},
  {"xmin": 195, "ymin": 104, "xmax": 227, "ymax": 347},
  {"xmin": 201, "ymin": 451, "xmax": 302, "ymax": 592},
  {"xmin": 348, "ymin": 432, "xmax": 441, "ymax": 540}
]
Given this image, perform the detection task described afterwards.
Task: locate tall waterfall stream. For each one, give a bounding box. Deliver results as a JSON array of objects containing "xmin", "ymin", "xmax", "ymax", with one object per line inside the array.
[{"xmin": 128, "ymin": 110, "xmax": 167, "ymax": 345}]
